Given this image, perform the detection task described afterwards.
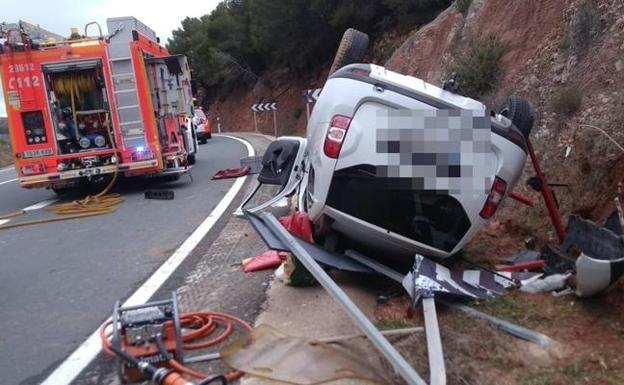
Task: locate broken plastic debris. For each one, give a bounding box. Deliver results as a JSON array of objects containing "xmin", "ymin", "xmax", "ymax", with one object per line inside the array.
[
  {"xmin": 402, "ymin": 255, "xmax": 535, "ymax": 302},
  {"xmin": 520, "ymin": 273, "xmax": 571, "ymax": 294},
  {"xmin": 576, "ymin": 252, "xmax": 624, "ymax": 297}
]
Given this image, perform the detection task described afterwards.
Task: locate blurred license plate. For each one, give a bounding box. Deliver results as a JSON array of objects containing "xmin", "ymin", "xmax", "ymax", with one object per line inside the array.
[{"xmin": 22, "ymin": 148, "xmax": 54, "ymax": 158}]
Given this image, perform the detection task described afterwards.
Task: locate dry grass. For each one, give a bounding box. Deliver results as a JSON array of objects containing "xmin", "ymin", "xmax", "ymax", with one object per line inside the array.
[{"xmin": 373, "ymin": 283, "xmax": 624, "ymax": 384}]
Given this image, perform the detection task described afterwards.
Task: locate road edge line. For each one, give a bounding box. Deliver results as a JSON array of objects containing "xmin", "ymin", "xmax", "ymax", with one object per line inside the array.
[
  {"xmin": 40, "ymin": 135, "xmax": 254, "ymax": 385},
  {"xmin": 0, "ymin": 177, "xmax": 17, "ymax": 186}
]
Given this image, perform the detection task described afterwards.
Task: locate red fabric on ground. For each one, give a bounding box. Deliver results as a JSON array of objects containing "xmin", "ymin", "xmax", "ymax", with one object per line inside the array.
[
  {"xmin": 242, "ymin": 250, "xmax": 288, "ymax": 273},
  {"xmin": 279, "ymin": 212, "xmax": 314, "ymax": 242},
  {"xmin": 212, "ymin": 166, "xmax": 250, "ymax": 180}
]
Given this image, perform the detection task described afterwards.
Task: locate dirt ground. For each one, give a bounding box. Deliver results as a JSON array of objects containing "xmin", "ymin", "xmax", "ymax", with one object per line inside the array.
[{"xmin": 367, "ymin": 226, "xmax": 624, "ymax": 385}]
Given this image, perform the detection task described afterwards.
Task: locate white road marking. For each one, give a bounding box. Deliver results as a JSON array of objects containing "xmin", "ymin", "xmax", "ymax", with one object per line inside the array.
[
  {"xmin": 0, "ymin": 177, "xmax": 17, "ymax": 186},
  {"xmin": 40, "ymin": 135, "xmax": 255, "ymax": 385},
  {"xmin": 0, "ymin": 165, "xmax": 14, "ymax": 173},
  {"xmin": 23, "ymin": 199, "xmax": 58, "ymax": 212},
  {"xmin": 0, "ymin": 219, "xmax": 9, "ymax": 226}
]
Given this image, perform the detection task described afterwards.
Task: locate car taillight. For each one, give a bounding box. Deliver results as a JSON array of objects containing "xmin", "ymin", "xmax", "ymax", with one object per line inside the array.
[
  {"xmin": 479, "ymin": 176, "xmax": 508, "ymax": 219},
  {"xmin": 323, "ymin": 115, "xmax": 352, "ymax": 159}
]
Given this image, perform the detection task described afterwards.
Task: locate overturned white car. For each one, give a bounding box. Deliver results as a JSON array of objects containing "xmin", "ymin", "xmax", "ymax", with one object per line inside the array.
[{"xmin": 246, "ymin": 31, "xmax": 533, "ymax": 263}]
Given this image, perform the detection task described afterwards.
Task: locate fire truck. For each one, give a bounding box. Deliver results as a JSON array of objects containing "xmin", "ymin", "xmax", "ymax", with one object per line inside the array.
[{"xmin": 0, "ymin": 17, "xmax": 198, "ymax": 193}]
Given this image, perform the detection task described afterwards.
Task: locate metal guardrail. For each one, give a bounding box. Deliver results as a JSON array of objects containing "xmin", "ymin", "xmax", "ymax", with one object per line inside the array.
[{"xmin": 259, "ymin": 212, "xmax": 430, "ymax": 385}]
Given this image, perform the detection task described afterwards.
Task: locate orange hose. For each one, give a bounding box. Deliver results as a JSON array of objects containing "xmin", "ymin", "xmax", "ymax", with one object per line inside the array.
[{"xmin": 100, "ymin": 311, "xmax": 253, "ymax": 382}]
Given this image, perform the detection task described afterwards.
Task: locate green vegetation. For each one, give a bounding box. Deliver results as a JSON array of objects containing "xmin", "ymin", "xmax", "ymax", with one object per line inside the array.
[
  {"xmin": 455, "ymin": 0, "xmax": 472, "ymax": 15},
  {"xmin": 167, "ymin": 0, "xmax": 453, "ymax": 103},
  {"xmin": 561, "ymin": 0, "xmax": 601, "ymax": 54},
  {"xmin": 451, "ymin": 34, "xmax": 505, "ymax": 99},
  {"xmin": 0, "ymin": 139, "xmax": 12, "ymax": 168},
  {"xmin": 292, "ymin": 106, "xmax": 302, "ymax": 119},
  {"xmin": 552, "ymin": 85, "xmax": 582, "ymax": 115}
]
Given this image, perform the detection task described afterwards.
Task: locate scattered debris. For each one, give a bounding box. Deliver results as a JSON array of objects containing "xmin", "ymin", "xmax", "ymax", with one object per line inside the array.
[
  {"xmin": 541, "ymin": 243, "xmax": 576, "ymax": 274},
  {"xmin": 240, "ymin": 155, "xmax": 263, "ymax": 174},
  {"xmin": 403, "ymin": 255, "xmax": 526, "ymax": 301},
  {"xmin": 144, "ymin": 189, "xmax": 174, "ymax": 200},
  {"xmin": 501, "ymin": 249, "xmax": 541, "ymax": 264},
  {"xmin": 212, "ymin": 166, "xmax": 250, "ymax": 180},
  {"xmin": 496, "ymin": 260, "xmax": 546, "ymax": 272},
  {"xmin": 576, "ymin": 252, "xmax": 624, "ymax": 297},
  {"xmin": 242, "ymin": 250, "xmax": 287, "ymax": 273},
  {"xmin": 520, "ymin": 273, "xmax": 571, "ymax": 294}
]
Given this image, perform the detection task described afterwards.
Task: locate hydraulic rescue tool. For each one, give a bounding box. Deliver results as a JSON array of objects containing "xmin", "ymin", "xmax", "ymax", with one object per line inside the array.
[{"xmin": 100, "ymin": 292, "xmax": 252, "ymax": 385}]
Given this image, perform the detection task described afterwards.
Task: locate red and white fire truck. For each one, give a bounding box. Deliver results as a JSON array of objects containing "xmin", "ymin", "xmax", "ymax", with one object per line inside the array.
[{"xmin": 0, "ymin": 17, "xmax": 198, "ymax": 193}]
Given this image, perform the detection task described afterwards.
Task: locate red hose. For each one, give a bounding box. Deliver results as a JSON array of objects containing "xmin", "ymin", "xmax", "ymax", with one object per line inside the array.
[{"xmin": 100, "ymin": 311, "xmax": 253, "ymax": 382}]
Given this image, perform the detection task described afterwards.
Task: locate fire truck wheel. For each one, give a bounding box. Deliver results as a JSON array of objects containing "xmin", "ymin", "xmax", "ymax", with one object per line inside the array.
[
  {"xmin": 188, "ymin": 154, "xmax": 196, "ymax": 165},
  {"xmin": 328, "ymin": 28, "xmax": 369, "ymax": 78},
  {"xmin": 52, "ymin": 186, "xmax": 73, "ymax": 195}
]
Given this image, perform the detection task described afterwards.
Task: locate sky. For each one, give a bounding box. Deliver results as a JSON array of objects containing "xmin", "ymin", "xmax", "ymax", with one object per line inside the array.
[{"xmin": 0, "ymin": 0, "xmax": 221, "ymax": 116}]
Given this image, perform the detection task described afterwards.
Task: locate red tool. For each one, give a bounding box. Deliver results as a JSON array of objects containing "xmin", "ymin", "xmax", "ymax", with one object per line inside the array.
[
  {"xmin": 496, "ymin": 260, "xmax": 546, "ymax": 272},
  {"xmin": 526, "ymin": 139, "xmax": 567, "ymax": 243}
]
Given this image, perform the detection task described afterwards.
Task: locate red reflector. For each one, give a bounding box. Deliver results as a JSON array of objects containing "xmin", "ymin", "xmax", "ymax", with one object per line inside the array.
[
  {"xmin": 350, "ymin": 68, "xmax": 370, "ymax": 77},
  {"xmin": 323, "ymin": 115, "xmax": 352, "ymax": 159},
  {"xmin": 21, "ymin": 163, "xmax": 46, "ymax": 176},
  {"xmin": 479, "ymin": 177, "xmax": 507, "ymax": 219}
]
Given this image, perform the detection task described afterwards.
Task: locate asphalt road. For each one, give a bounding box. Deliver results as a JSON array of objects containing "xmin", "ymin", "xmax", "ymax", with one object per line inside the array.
[{"xmin": 0, "ymin": 136, "xmax": 248, "ymax": 385}]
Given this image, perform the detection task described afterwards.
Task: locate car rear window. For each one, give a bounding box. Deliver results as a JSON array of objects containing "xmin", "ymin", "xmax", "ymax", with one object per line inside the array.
[{"xmin": 326, "ymin": 165, "xmax": 471, "ymax": 252}]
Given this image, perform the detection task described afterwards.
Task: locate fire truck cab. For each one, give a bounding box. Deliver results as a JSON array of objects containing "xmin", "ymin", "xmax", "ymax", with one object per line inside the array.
[{"xmin": 0, "ymin": 17, "xmax": 196, "ymax": 192}]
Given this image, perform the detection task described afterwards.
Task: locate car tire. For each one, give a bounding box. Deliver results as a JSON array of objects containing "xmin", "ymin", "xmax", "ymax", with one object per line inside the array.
[
  {"xmin": 200, "ymin": 138, "xmax": 207, "ymax": 145},
  {"xmin": 328, "ymin": 28, "xmax": 369, "ymax": 77},
  {"xmin": 501, "ymin": 96, "xmax": 534, "ymax": 139},
  {"xmin": 187, "ymin": 153, "xmax": 196, "ymax": 165},
  {"xmin": 207, "ymin": 132, "xmax": 212, "ymax": 139}
]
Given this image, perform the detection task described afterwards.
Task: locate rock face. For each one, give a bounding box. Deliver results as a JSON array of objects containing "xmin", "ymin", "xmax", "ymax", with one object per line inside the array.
[
  {"xmin": 387, "ymin": 0, "xmax": 624, "ymax": 238},
  {"xmin": 211, "ymin": 0, "xmax": 624, "ymax": 239}
]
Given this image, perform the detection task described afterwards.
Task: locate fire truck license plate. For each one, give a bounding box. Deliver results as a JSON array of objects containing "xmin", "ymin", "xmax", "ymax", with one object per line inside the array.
[{"xmin": 22, "ymin": 148, "xmax": 54, "ymax": 158}]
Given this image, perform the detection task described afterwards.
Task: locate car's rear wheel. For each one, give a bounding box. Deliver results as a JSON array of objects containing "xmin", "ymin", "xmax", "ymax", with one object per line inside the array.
[
  {"xmin": 500, "ymin": 96, "xmax": 534, "ymax": 139},
  {"xmin": 187, "ymin": 153, "xmax": 196, "ymax": 165},
  {"xmin": 328, "ymin": 28, "xmax": 369, "ymax": 77},
  {"xmin": 199, "ymin": 137, "xmax": 207, "ymax": 144}
]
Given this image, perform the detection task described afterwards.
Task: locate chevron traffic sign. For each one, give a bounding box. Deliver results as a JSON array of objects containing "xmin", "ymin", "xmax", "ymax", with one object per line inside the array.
[
  {"xmin": 251, "ymin": 102, "xmax": 277, "ymax": 112},
  {"xmin": 302, "ymin": 88, "xmax": 322, "ymax": 104}
]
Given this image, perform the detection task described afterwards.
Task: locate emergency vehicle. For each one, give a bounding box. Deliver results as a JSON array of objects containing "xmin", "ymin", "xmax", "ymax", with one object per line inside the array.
[{"xmin": 0, "ymin": 17, "xmax": 197, "ymax": 193}]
